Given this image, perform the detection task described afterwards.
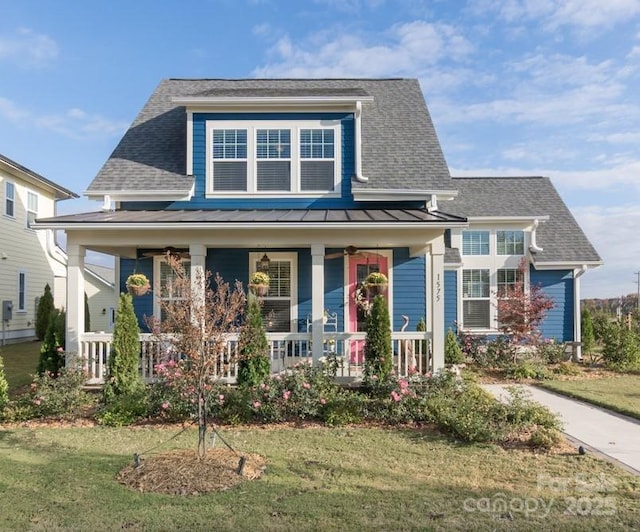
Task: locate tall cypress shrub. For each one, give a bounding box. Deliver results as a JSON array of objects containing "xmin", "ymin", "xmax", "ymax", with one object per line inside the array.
[
  {"xmin": 364, "ymin": 295, "xmax": 393, "ymax": 385},
  {"xmin": 35, "ymin": 284, "xmax": 54, "ymax": 341},
  {"xmin": 103, "ymin": 293, "xmax": 144, "ymax": 403},
  {"xmin": 237, "ymin": 293, "xmax": 270, "ymax": 387},
  {"xmin": 37, "ymin": 309, "xmax": 66, "ymax": 375}
]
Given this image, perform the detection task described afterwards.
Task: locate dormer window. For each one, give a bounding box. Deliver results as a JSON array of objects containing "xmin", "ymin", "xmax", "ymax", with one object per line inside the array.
[{"xmin": 206, "ymin": 120, "xmax": 340, "ymax": 196}]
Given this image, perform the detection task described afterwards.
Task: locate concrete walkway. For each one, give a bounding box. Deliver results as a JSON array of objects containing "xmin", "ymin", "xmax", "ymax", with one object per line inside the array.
[{"xmin": 482, "ymin": 384, "xmax": 640, "ymax": 475}]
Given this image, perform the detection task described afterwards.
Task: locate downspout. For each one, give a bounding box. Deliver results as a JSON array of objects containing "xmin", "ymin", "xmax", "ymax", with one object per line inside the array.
[
  {"xmin": 353, "ymin": 101, "xmax": 368, "ymax": 183},
  {"xmin": 529, "ymin": 219, "xmax": 544, "ymax": 253},
  {"xmin": 45, "ymin": 228, "xmax": 68, "ymax": 267},
  {"xmin": 573, "ymin": 264, "xmax": 588, "ymax": 361}
]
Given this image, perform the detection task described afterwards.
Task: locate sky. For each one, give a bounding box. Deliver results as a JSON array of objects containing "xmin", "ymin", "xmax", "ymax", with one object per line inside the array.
[{"xmin": 1, "ymin": 0, "xmax": 639, "ymax": 299}]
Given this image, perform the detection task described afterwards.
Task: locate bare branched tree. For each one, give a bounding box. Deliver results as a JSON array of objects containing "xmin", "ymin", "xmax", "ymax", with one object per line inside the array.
[{"xmin": 146, "ymin": 253, "xmax": 245, "ymax": 458}]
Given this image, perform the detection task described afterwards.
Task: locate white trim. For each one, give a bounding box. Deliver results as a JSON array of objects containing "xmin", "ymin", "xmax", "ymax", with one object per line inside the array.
[
  {"xmin": 205, "ymin": 119, "xmax": 341, "ymax": 196},
  {"xmin": 173, "ymin": 95, "xmax": 373, "ymax": 108},
  {"xmin": 26, "ymin": 190, "xmax": 38, "ymax": 230},
  {"xmin": 186, "ymin": 110, "xmax": 193, "ymax": 177},
  {"xmin": 532, "ymin": 261, "xmax": 603, "ymax": 270},
  {"xmin": 153, "ymin": 255, "xmax": 192, "ymax": 320},
  {"xmin": 353, "ymin": 101, "xmax": 367, "ymax": 182},
  {"xmin": 573, "ymin": 265, "xmax": 587, "ymax": 360},
  {"xmin": 85, "ymin": 190, "xmax": 193, "ymax": 202},
  {"xmin": 249, "ymin": 251, "xmax": 298, "ymax": 333},
  {"xmin": 466, "ymin": 216, "xmax": 550, "ymax": 223},
  {"xmin": 352, "ymin": 189, "xmax": 459, "ymax": 202},
  {"xmin": 4, "ymin": 180, "xmax": 15, "ymax": 218}
]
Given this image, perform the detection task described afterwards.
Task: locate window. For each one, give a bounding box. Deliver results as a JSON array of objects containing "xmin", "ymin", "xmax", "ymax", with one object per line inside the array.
[
  {"xmin": 497, "ymin": 230, "xmax": 524, "ymax": 255},
  {"xmin": 250, "ymin": 252, "xmax": 296, "ymax": 332},
  {"xmin": 462, "ymin": 231, "xmax": 490, "ymax": 255},
  {"xmin": 497, "ymin": 268, "xmax": 523, "ymax": 297},
  {"xmin": 27, "ymin": 191, "xmax": 38, "ymax": 229},
  {"xmin": 462, "ymin": 269, "xmax": 490, "ymax": 328},
  {"xmin": 207, "ymin": 120, "xmax": 340, "ymax": 195},
  {"xmin": 212, "ymin": 129, "xmax": 247, "ymax": 191},
  {"xmin": 155, "ymin": 258, "xmax": 191, "ymax": 322},
  {"xmin": 18, "ymin": 271, "xmax": 26, "ymax": 311},
  {"xmin": 5, "ymin": 181, "xmax": 15, "ymax": 217}
]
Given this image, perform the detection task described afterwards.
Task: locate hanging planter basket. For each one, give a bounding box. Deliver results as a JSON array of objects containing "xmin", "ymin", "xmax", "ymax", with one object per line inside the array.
[
  {"xmin": 126, "ymin": 274, "xmax": 151, "ymax": 297},
  {"xmin": 249, "ymin": 283, "xmax": 269, "ymax": 297},
  {"xmin": 365, "ymin": 283, "xmax": 388, "ymax": 297}
]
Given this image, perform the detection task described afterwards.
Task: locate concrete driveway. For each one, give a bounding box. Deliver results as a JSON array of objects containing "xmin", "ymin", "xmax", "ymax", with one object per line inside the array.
[{"xmin": 482, "ymin": 384, "xmax": 640, "ymax": 475}]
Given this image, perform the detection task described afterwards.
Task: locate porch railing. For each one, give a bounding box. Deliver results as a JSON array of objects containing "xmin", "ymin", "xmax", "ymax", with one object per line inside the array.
[{"xmin": 78, "ymin": 331, "xmax": 433, "ymax": 385}]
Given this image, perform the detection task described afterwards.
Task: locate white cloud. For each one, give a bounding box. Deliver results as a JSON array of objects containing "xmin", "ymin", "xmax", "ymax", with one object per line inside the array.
[
  {"xmin": 0, "ymin": 27, "xmax": 58, "ymax": 67},
  {"xmin": 0, "ymin": 96, "xmax": 127, "ymax": 139},
  {"xmin": 253, "ymin": 20, "xmax": 473, "ymax": 79}
]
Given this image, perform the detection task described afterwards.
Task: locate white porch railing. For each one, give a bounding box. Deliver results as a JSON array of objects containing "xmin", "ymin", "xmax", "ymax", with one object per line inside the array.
[{"xmin": 78, "ymin": 331, "xmax": 433, "ymax": 385}]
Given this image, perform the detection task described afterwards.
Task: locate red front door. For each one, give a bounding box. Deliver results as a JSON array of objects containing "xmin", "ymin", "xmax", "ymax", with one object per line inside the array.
[{"xmin": 347, "ymin": 254, "xmax": 389, "ymax": 363}]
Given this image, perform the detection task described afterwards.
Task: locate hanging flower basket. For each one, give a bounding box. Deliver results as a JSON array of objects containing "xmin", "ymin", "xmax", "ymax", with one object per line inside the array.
[
  {"xmin": 364, "ymin": 272, "xmax": 388, "ymax": 297},
  {"xmin": 126, "ymin": 273, "xmax": 150, "ymax": 296},
  {"xmin": 249, "ymin": 272, "xmax": 270, "ymax": 297}
]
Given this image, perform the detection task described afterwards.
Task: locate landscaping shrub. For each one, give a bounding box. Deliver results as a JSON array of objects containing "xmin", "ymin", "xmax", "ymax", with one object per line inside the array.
[
  {"xmin": 0, "ymin": 356, "xmax": 8, "ymax": 413},
  {"xmin": 364, "ymin": 295, "xmax": 393, "ymax": 385},
  {"xmin": 553, "ymin": 362, "xmax": 582, "ymax": 376},
  {"xmin": 96, "ymin": 387, "xmax": 149, "ymax": 426},
  {"xmin": 457, "ymin": 331, "xmax": 487, "ymax": 365},
  {"xmin": 581, "ymin": 308, "xmax": 595, "ymax": 356},
  {"xmin": 104, "ymin": 293, "xmax": 145, "ymax": 403},
  {"xmin": 35, "ymin": 284, "xmax": 54, "ymax": 341},
  {"xmin": 601, "ymin": 320, "xmax": 640, "ymax": 371},
  {"xmin": 5, "ymin": 368, "xmax": 93, "ymax": 421},
  {"xmin": 505, "ymin": 360, "xmax": 552, "ymax": 381},
  {"xmin": 445, "ymin": 329, "xmax": 464, "ymax": 364},
  {"xmin": 37, "ymin": 308, "xmax": 66, "ymax": 376},
  {"xmin": 484, "ymin": 336, "xmax": 516, "ymax": 367},
  {"xmin": 537, "ymin": 338, "xmax": 567, "ymax": 364},
  {"xmin": 237, "ymin": 294, "xmax": 270, "ymax": 387}
]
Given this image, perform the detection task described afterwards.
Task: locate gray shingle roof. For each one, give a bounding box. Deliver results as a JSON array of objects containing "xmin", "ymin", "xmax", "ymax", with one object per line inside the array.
[
  {"xmin": 86, "ymin": 78, "xmax": 451, "ymax": 195},
  {"xmin": 35, "ymin": 208, "xmax": 466, "ymax": 226},
  {"xmin": 442, "ymin": 177, "xmax": 601, "ymax": 265}
]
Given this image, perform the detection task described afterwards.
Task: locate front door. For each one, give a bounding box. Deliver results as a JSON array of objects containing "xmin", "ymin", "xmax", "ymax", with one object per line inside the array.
[{"xmin": 347, "ymin": 254, "xmax": 389, "ymax": 363}]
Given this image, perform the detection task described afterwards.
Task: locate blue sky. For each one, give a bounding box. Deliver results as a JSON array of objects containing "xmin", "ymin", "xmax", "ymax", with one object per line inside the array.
[{"xmin": 1, "ymin": 0, "xmax": 639, "ymax": 299}]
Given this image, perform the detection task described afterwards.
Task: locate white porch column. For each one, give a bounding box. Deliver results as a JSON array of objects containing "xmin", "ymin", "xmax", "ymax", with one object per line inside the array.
[
  {"xmin": 573, "ymin": 266, "xmax": 586, "ymax": 361},
  {"xmin": 189, "ymin": 244, "xmax": 207, "ymax": 316},
  {"xmin": 430, "ymin": 239, "xmax": 445, "ymax": 370},
  {"xmin": 66, "ymin": 243, "xmax": 86, "ymax": 366},
  {"xmin": 311, "ymin": 244, "xmax": 325, "ymax": 363}
]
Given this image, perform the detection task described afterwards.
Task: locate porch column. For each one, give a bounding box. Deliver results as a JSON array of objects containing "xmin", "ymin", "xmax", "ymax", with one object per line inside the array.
[
  {"xmin": 311, "ymin": 244, "xmax": 325, "ymax": 363},
  {"xmin": 189, "ymin": 244, "xmax": 207, "ymax": 318},
  {"xmin": 66, "ymin": 243, "xmax": 86, "ymax": 367},
  {"xmin": 430, "ymin": 240, "xmax": 445, "ymax": 370}
]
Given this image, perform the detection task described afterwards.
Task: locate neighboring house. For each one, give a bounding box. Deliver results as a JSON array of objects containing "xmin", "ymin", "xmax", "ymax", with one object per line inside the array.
[
  {"xmin": 84, "ymin": 263, "xmax": 116, "ymax": 333},
  {"xmin": 34, "ymin": 78, "xmax": 601, "ymax": 382},
  {"xmin": 0, "ymin": 153, "xmax": 77, "ymax": 342}
]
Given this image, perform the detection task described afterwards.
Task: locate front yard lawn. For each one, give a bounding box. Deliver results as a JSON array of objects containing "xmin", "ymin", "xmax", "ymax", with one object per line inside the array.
[
  {"xmin": 539, "ymin": 375, "xmax": 640, "ymax": 420},
  {"xmin": 0, "ymin": 341, "xmax": 40, "ymax": 394},
  {"xmin": 0, "ymin": 425, "xmax": 638, "ymax": 530}
]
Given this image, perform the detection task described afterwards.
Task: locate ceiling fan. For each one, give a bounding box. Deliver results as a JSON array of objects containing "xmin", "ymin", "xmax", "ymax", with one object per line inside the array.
[
  {"xmin": 325, "ymin": 245, "xmax": 383, "ymax": 260},
  {"xmin": 141, "ymin": 247, "xmax": 190, "ymax": 260}
]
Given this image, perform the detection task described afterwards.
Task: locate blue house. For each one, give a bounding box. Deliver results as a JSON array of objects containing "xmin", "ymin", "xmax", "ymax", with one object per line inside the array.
[{"xmin": 36, "ymin": 78, "xmax": 601, "ymax": 383}]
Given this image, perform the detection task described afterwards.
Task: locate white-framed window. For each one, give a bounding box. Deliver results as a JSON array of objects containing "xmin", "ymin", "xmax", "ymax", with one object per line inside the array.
[
  {"xmin": 5, "ymin": 181, "xmax": 15, "ymax": 217},
  {"xmin": 497, "ymin": 230, "xmax": 524, "ymax": 255},
  {"xmin": 153, "ymin": 257, "xmax": 191, "ymax": 322},
  {"xmin": 26, "ymin": 191, "xmax": 38, "ymax": 229},
  {"xmin": 462, "ymin": 269, "xmax": 490, "ymax": 329},
  {"xmin": 18, "ymin": 271, "xmax": 26, "ymax": 312},
  {"xmin": 249, "ymin": 252, "xmax": 297, "ymax": 332},
  {"xmin": 497, "ymin": 268, "xmax": 524, "ymax": 326},
  {"xmin": 207, "ymin": 120, "xmax": 341, "ymax": 196},
  {"xmin": 462, "ymin": 230, "xmax": 490, "ymax": 255}
]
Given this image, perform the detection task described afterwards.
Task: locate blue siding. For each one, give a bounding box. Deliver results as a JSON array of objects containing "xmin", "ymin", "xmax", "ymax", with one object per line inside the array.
[
  {"xmin": 392, "ymin": 249, "xmax": 426, "ymax": 332},
  {"xmin": 168, "ymin": 112, "xmax": 359, "ymax": 210},
  {"xmin": 530, "ymin": 267, "xmax": 574, "ymax": 342},
  {"xmin": 120, "ymin": 257, "xmax": 154, "ymax": 332},
  {"xmin": 444, "ymin": 270, "xmax": 457, "ymax": 333}
]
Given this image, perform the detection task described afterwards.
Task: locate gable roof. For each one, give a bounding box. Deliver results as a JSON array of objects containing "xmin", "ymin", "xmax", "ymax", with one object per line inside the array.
[
  {"xmin": 0, "ymin": 153, "xmax": 78, "ymax": 200},
  {"xmin": 442, "ymin": 176, "xmax": 601, "ymax": 266},
  {"xmin": 85, "ymin": 78, "xmax": 452, "ymax": 198}
]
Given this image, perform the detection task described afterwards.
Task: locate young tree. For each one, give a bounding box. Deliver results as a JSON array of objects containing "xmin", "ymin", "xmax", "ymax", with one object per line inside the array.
[
  {"xmin": 103, "ymin": 293, "xmax": 144, "ymax": 403},
  {"xmin": 147, "ymin": 254, "xmax": 245, "ymax": 458},
  {"xmin": 37, "ymin": 308, "xmax": 66, "ymax": 375},
  {"xmin": 35, "ymin": 284, "xmax": 54, "ymax": 341},
  {"xmin": 445, "ymin": 328, "xmax": 464, "ymax": 365},
  {"xmin": 581, "ymin": 308, "xmax": 595, "ymax": 356},
  {"xmin": 364, "ymin": 294, "xmax": 393, "ymax": 385},
  {"xmin": 237, "ymin": 293, "xmax": 270, "ymax": 387},
  {"xmin": 495, "ymin": 260, "xmax": 554, "ymax": 363}
]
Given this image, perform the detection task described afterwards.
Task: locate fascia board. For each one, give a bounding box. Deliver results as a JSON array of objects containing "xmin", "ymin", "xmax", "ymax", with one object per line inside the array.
[
  {"xmin": 353, "ymin": 189, "xmax": 459, "ymax": 201},
  {"xmin": 531, "ymin": 261, "xmax": 603, "ymax": 270}
]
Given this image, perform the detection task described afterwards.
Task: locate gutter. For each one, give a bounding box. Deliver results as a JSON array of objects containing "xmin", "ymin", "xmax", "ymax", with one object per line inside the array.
[{"xmin": 353, "ymin": 101, "xmax": 368, "ymax": 183}]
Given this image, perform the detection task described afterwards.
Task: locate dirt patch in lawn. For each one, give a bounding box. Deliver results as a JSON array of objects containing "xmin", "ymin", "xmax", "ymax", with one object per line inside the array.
[{"xmin": 116, "ymin": 448, "xmax": 266, "ymax": 495}]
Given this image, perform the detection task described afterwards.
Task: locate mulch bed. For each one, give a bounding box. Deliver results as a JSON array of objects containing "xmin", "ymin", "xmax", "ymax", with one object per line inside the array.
[{"xmin": 116, "ymin": 448, "xmax": 266, "ymax": 495}]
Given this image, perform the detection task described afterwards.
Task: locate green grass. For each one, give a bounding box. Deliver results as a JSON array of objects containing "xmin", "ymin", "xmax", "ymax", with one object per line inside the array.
[
  {"xmin": 0, "ymin": 425, "xmax": 638, "ymax": 530},
  {"xmin": 0, "ymin": 341, "xmax": 41, "ymax": 394},
  {"xmin": 539, "ymin": 375, "xmax": 640, "ymax": 420}
]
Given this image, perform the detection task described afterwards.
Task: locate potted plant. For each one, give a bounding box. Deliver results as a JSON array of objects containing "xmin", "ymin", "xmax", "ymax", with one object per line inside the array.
[
  {"xmin": 249, "ymin": 271, "xmax": 270, "ymax": 297},
  {"xmin": 364, "ymin": 271, "xmax": 388, "ymax": 296},
  {"xmin": 125, "ymin": 273, "xmax": 150, "ymax": 296}
]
